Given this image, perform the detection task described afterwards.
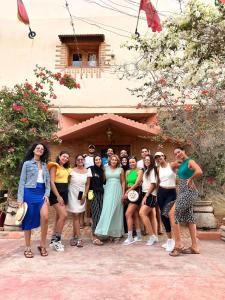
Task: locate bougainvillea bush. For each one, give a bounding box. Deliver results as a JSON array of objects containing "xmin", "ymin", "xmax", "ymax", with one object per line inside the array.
[
  {"xmin": 121, "ymin": 0, "xmax": 225, "ymax": 196},
  {"xmin": 0, "ymin": 65, "xmax": 79, "ymax": 197}
]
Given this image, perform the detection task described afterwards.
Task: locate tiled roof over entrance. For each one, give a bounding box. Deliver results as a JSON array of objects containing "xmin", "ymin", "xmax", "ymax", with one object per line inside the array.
[{"xmin": 57, "ymin": 113, "xmax": 160, "ymax": 140}]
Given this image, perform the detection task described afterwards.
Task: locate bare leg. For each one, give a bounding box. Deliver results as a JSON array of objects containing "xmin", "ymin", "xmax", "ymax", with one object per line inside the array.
[
  {"xmin": 24, "ymin": 230, "xmax": 32, "ymax": 247},
  {"xmin": 53, "ymin": 203, "xmax": 68, "ymax": 235},
  {"xmin": 188, "ymin": 223, "xmax": 199, "ymax": 251},
  {"xmin": 79, "ymin": 212, "xmax": 84, "ymax": 228},
  {"xmin": 139, "ymin": 206, "xmax": 154, "ymax": 235},
  {"xmin": 126, "ymin": 204, "xmax": 137, "ymax": 231},
  {"xmin": 40, "ymin": 202, "xmax": 48, "ymax": 248},
  {"xmin": 149, "ymin": 208, "xmax": 157, "ymax": 236},
  {"xmin": 156, "ymin": 205, "xmax": 163, "ymax": 234},
  {"xmin": 73, "ymin": 213, "xmax": 80, "ymax": 238},
  {"xmin": 169, "ymin": 204, "xmax": 183, "ymax": 248},
  {"xmin": 52, "ymin": 211, "xmax": 59, "ymax": 235}
]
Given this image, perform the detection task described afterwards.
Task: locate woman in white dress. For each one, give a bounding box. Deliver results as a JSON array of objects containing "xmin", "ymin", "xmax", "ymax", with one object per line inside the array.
[{"xmin": 67, "ymin": 154, "xmax": 91, "ymax": 247}]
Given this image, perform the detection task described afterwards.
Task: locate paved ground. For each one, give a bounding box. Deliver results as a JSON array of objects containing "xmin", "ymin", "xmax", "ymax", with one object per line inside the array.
[{"xmin": 0, "ymin": 236, "xmax": 225, "ymax": 300}]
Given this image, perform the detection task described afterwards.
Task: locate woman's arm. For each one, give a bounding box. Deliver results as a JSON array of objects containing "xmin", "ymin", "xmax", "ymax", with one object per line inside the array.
[
  {"xmin": 50, "ymin": 166, "xmax": 64, "ymax": 205},
  {"xmin": 81, "ymin": 177, "xmax": 90, "ymax": 205},
  {"xmin": 44, "ymin": 164, "xmax": 51, "ymax": 198},
  {"xmin": 120, "ymin": 169, "xmax": 126, "ymax": 197},
  {"xmin": 187, "ymin": 160, "xmax": 203, "ymax": 187},
  {"xmin": 17, "ymin": 162, "xmax": 27, "ymax": 202}
]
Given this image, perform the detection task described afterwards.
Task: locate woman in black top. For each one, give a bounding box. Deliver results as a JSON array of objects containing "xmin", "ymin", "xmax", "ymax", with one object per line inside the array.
[{"xmin": 89, "ymin": 155, "xmax": 105, "ymax": 245}]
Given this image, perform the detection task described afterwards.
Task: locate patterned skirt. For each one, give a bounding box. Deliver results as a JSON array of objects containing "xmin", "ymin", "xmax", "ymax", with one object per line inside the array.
[
  {"xmin": 90, "ymin": 191, "xmax": 103, "ymax": 233},
  {"xmin": 175, "ymin": 179, "xmax": 198, "ymax": 224}
]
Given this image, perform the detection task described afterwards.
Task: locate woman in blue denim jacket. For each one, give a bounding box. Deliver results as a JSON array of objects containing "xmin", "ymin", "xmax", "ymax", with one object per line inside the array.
[{"xmin": 17, "ymin": 143, "xmax": 50, "ymax": 258}]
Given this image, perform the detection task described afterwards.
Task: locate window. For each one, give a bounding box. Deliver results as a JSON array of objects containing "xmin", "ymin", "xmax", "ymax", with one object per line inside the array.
[
  {"xmin": 72, "ymin": 54, "xmax": 82, "ymax": 67},
  {"xmin": 58, "ymin": 34, "xmax": 105, "ymax": 68},
  {"xmin": 88, "ymin": 53, "xmax": 97, "ymax": 67}
]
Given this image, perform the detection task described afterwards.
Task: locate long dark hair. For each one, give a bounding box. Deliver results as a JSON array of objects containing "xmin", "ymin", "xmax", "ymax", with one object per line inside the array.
[
  {"xmin": 56, "ymin": 151, "xmax": 70, "ymax": 168},
  {"xmin": 121, "ymin": 156, "xmax": 129, "ymax": 171},
  {"xmin": 23, "ymin": 142, "xmax": 49, "ymax": 163},
  {"xmin": 144, "ymin": 155, "xmax": 158, "ymax": 179},
  {"xmin": 94, "ymin": 154, "xmax": 104, "ymax": 170}
]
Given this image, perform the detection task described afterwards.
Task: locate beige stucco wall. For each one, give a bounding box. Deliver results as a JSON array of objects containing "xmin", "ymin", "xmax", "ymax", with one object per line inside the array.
[{"xmin": 0, "ymin": 16, "xmax": 147, "ymax": 108}]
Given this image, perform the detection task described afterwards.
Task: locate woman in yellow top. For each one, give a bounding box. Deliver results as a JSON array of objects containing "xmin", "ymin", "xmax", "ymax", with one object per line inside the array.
[{"xmin": 48, "ymin": 151, "xmax": 72, "ymax": 252}]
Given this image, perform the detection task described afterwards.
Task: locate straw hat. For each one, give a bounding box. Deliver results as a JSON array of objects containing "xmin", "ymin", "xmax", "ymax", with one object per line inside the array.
[{"xmin": 15, "ymin": 203, "xmax": 28, "ymax": 225}]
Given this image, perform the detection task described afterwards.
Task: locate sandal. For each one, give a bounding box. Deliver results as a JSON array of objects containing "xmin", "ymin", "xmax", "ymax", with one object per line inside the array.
[
  {"xmin": 24, "ymin": 248, "xmax": 34, "ymax": 258},
  {"xmin": 70, "ymin": 237, "xmax": 78, "ymax": 247},
  {"xmin": 181, "ymin": 247, "xmax": 200, "ymax": 254},
  {"xmin": 169, "ymin": 247, "xmax": 184, "ymax": 257},
  {"xmin": 77, "ymin": 239, "xmax": 83, "ymax": 248},
  {"xmin": 92, "ymin": 238, "xmax": 103, "ymax": 246},
  {"xmin": 37, "ymin": 246, "xmax": 48, "ymax": 257}
]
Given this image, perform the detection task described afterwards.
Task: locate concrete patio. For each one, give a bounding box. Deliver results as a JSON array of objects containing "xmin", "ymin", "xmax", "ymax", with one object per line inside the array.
[{"xmin": 0, "ymin": 235, "xmax": 225, "ymax": 300}]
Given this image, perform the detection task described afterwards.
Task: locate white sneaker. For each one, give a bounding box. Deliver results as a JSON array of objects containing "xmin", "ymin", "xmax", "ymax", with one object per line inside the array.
[
  {"xmin": 165, "ymin": 239, "xmax": 175, "ymax": 252},
  {"xmin": 122, "ymin": 237, "xmax": 135, "ymax": 245},
  {"xmin": 134, "ymin": 236, "xmax": 142, "ymax": 242},
  {"xmin": 52, "ymin": 241, "xmax": 65, "ymax": 252},
  {"xmin": 161, "ymin": 243, "xmax": 167, "ymax": 249},
  {"xmin": 146, "ymin": 235, "xmax": 158, "ymax": 246}
]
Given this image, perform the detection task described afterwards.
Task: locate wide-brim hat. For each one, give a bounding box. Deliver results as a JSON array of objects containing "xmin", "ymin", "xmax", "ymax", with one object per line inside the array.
[
  {"xmin": 128, "ymin": 190, "xmax": 139, "ymax": 202},
  {"xmin": 15, "ymin": 202, "xmax": 28, "ymax": 225}
]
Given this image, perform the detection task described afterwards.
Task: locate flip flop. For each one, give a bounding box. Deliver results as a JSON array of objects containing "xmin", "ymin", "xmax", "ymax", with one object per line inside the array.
[
  {"xmin": 37, "ymin": 246, "xmax": 48, "ymax": 257},
  {"xmin": 181, "ymin": 247, "xmax": 200, "ymax": 254},
  {"xmin": 169, "ymin": 247, "xmax": 184, "ymax": 257},
  {"xmin": 24, "ymin": 249, "xmax": 34, "ymax": 258},
  {"xmin": 70, "ymin": 237, "xmax": 78, "ymax": 246},
  {"xmin": 92, "ymin": 239, "xmax": 103, "ymax": 246}
]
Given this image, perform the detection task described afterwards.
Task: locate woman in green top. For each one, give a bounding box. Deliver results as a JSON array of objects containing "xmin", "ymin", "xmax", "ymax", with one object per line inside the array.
[
  {"xmin": 122, "ymin": 156, "xmax": 143, "ymax": 245},
  {"xmin": 169, "ymin": 147, "xmax": 203, "ymax": 257}
]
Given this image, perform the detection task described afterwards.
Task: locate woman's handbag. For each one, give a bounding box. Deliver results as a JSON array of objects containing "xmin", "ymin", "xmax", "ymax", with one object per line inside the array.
[{"xmin": 88, "ymin": 190, "xmax": 94, "ymax": 201}]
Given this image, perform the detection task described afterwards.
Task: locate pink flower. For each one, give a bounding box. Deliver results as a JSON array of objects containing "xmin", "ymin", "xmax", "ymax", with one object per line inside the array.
[
  {"xmin": 30, "ymin": 127, "xmax": 37, "ymax": 134},
  {"xmin": 159, "ymin": 77, "xmax": 167, "ymax": 85},
  {"xmin": 20, "ymin": 117, "xmax": 29, "ymax": 124},
  {"xmin": 54, "ymin": 73, "xmax": 62, "ymax": 79},
  {"xmin": 207, "ymin": 177, "xmax": 214, "ymax": 184},
  {"xmin": 184, "ymin": 104, "xmax": 192, "ymax": 111},
  {"xmin": 201, "ymin": 89, "xmax": 209, "ymax": 95},
  {"xmin": 12, "ymin": 103, "xmax": 24, "ymax": 111},
  {"xmin": 37, "ymin": 102, "xmax": 48, "ymax": 111}
]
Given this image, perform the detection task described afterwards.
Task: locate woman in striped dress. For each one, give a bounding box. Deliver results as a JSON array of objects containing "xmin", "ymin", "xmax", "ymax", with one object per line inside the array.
[{"xmin": 89, "ymin": 155, "xmax": 105, "ymax": 245}]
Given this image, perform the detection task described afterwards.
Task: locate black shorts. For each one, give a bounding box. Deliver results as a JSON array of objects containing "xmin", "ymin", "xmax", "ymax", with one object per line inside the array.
[
  {"xmin": 49, "ymin": 183, "xmax": 68, "ymax": 206},
  {"xmin": 142, "ymin": 192, "xmax": 157, "ymax": 208}
]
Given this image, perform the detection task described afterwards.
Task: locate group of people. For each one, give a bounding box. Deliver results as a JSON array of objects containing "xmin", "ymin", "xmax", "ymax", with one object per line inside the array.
[{"xmin": 17, "ymin": 143, "xmax": 202, "ymax": 258}]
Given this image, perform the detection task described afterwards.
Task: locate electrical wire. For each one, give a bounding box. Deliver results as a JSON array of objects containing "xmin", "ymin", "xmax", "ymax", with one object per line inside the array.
[
  {"xmin": 73, "ymin": 15, "xmax": 131, "ymax": 38},
  {"xmin": 73, "ymin": 15, "xmax": 133, "ymax": 34}
]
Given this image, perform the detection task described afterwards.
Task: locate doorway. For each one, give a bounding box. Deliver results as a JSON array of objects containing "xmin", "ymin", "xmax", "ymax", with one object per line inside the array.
[{"xmin": 95, "ymin": 145, "xmax": 131, "ymax": 158}]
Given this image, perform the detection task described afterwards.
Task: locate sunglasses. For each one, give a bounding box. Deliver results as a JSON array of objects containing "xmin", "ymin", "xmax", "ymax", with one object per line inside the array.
[{"xmin": 155, "ymin": 155, "xmax": 164, "ymax": 158}]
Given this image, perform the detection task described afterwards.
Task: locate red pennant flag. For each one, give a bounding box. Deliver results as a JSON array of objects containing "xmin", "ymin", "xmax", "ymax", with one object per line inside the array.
[
  {"xmin": 17, "ymin": 0, "xmax": 30, "ymax": 25},
  {"xmin": 139, "ymin": 0, "xmax": 162, "ymax": 32}
]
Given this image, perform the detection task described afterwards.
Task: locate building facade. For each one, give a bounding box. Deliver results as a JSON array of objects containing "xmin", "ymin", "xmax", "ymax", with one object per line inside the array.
[{"xmin": 0, "ymin": 3, "xmax": 177, "ymax": 161}]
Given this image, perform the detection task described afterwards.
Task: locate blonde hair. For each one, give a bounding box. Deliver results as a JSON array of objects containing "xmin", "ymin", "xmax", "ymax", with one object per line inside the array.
[{"xmin": 108, "ymin": 154, "xmax": 120, "ymax": 168}]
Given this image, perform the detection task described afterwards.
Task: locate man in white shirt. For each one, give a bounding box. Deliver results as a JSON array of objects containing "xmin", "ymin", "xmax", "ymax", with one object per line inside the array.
[
  {"xmin": 137, "ymin": 147, "xmax": 150, "ymax": 169},
  {"xmin": 84, "ymin": 144, "xmax": 96, "ymax": 168}
]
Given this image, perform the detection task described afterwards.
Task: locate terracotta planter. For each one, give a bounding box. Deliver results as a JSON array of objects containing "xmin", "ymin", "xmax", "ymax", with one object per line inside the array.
[{"xmin": 193, "ymin": 200, "xmax": 217, "ymax": 229}]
